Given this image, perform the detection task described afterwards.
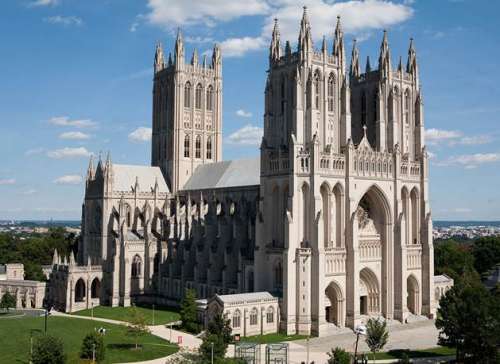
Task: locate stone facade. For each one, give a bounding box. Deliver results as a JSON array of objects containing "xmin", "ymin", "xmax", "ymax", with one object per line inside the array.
[
  {"xmin": 0, "ymin": 264, "xmax": 46, "ymax": 309},
  {"xmin": 47, "ymin": 7, "xmax": 439, "ymax": 337}
]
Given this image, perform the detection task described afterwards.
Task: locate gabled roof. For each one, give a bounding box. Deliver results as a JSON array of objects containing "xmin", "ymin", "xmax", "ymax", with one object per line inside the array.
[
  {"xmin": 182, "ymin": 158, "xmax": 260, "ymax": 191},
  {"xmin": 212, "ymin": 291, "xmax": 277, "ymax": 306},
  {"xmin": 112, "ymin": 164, "xmax": 169, "ymax": 193},
  {"xmin": 434, "ymin": 274, "xmax": 453, "ymax": 284}
]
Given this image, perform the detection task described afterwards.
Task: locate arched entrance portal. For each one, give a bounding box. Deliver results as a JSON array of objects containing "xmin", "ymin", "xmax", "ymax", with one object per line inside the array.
[
  {"xmin": 407, "ymin": 275, "xmax": 420, "ymax": 315},
  {"xmin": 325, "ymin": 281, "xmax": 344, "ymax": 327},
  {"xmin": 91, "ymin": 278, "xmax": 101, "ymax": 299},
  {"xmin": 75, "ymin": 278, "xmax": 86, "ymax": 302},
  {"xmin": 359, "ymin": 268, "xmax": 380, "ymax": 315}
]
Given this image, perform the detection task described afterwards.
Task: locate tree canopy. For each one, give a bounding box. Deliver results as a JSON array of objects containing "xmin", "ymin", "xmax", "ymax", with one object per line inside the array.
[
  {"xmin": 31, "ymin": 334, "xmax": 66, "ymax": 364},
  {"xmin": 0, "ymin": 291, "xmax": 17, "ymax": 311},
  {"xmin": 180, "ymin": 288, "xmax": 199, "ymax": 333},
  {"xmin": 199, "ymin": 313, "xmax": 232, "ymax": 363}
]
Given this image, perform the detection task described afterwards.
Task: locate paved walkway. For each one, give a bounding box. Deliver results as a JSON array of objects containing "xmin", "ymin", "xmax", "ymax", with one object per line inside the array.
[{"xmin": 52, "ymin": 311, "xmax": 201, "ymax": 364}]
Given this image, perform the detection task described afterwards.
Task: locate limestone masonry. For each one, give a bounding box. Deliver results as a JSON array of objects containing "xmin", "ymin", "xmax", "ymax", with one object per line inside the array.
[{"xmin": 47, "ymin": 8, "xmax": 449, "ymax": 336}]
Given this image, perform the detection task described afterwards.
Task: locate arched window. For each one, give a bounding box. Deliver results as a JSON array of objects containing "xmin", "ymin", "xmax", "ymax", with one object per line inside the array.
[
  {"xmin": 274, "ymin": 261, "xmax": 283, "ymax": 289},
  {"xmin": 250, "ymin": 308, "xmax": 258, "ymax": 325},
  {"xmin": 131, "ymin": 255, "xmax": 142, "ymax": 278},
  {"xmin": 195, "ymin": 83, "xmax": 203, "ymax": 109},
  {"xmin": 280, "ymin": 76, "xmax": 286, "ymax": 115},
  {"xmin": 373, "ymin": 88, "xmax": 379, "ymax": 123},
  {"xmin": 232, "ymin": 310, "xmax": 241, "ymax": 328},
  {"xmin": 314, "ymin": 72, "xmax": 321, "ymax": 109},
  {"xmin": 328, "ymin": 74, "xmax": 335, "ymax": 112},
  {"xmin": 195, "ymin": 135, "xmax": 201, "ymax": 159},
  {"xmin": 206, "ymin": 137, "xmax": 212, "ymax": 159},
  {"xmin": 266, "ymin": 307, "xmax": 274, "ymax": 323},
  {"xmin": 404, "ymin": 89, "xmax": 410, "ymax": 124},
  {"xmin": 184, "ymin": 82, "xmax": 191, "ymax": 108},
  {"xmin": 184, "ymin": 135, "xmax": 190, "ymax": 158},
  {"xmin": 361, "ymin": 91, "xmax": 367, "ymax": 125},
  {"xmin": 206, "ymin": 85, "xmax": 214, "ymax": 111}
]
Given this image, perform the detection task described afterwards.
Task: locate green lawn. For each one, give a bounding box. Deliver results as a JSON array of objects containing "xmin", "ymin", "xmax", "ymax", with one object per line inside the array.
[
  {"xmin": 74, "ymin": 304, "xmax": 180, "ymax": 325},
  {"xmin": 0, "ymin": 315, "xmax": 178, "ymax": 364},
  {"xmin": 371, "ymin": 346, "xmax": 455, "ymax": 360},
  {"xmin": 239, "ymin": 332, "xmax": 308, "ymax": 344}
]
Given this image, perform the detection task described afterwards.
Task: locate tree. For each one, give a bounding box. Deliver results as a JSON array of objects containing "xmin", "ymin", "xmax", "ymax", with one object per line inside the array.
[
  {"xmin": 31, "ymin": 335, "xmax": 66, "ymax": 364},
  {"xmin": 365, "ymin": 318, "xmax": 389, "ymax": 362},
  {"xmin": 126, "ymin": 305, "xmax": 150, "ymax": 350},
  {"xmin": 471, "ymin": 237, "xmax": 500, "ymax": 275},
  {"xmin": 436, "ymin": 273, "xmax": 500, "ymax": 363},
  {"xmin": 199, "ymin": 313, "xmax": 232, "ymax": 363},
  {"xmin": 80, "ymin": 331, "xmax": 105, "ymax": 362},
  {"xmin": 434, "ymin": 240, "xmax": 475, "ymax": 281},
  {"xmin": 180, "ymin": 288, "xmax": 199, "ymax": 333},
  {"xmin": 0, "ymin": 291, "xmax": 16, "ymax": 311},
  {"xmin": 327, "ymin": 347, "xmax": 351, "ymax": 364}
]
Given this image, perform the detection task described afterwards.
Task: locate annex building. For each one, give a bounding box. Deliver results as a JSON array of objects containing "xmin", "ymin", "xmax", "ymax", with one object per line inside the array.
[{"xmin": 47, "ymin": 8, "xmax": 443, "ymax": 336}]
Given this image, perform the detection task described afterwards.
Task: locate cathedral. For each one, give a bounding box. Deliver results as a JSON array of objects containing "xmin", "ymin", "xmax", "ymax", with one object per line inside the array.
[{"xmin": 48, "ymin": 7, "xmax": 438, "ymax": 336}]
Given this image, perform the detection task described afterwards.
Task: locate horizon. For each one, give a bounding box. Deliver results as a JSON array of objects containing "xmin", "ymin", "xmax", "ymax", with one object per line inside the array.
[{"xmin": 1, "ymin": 1, "xmax": 499, "ymax": 220}]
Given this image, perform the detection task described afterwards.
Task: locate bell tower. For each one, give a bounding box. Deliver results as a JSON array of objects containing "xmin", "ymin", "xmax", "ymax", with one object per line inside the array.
[{"xmin": 151, "ymin": 31, "xmax": 223, "ymax": 193}]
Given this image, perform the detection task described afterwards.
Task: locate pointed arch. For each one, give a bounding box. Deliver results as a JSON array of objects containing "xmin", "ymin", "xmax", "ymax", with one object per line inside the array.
[
  {"xmin": 206, "ymin": 136, "xmax": 212, "ymax": 159},
  {"xmin": 327, "ymin": 73, "xmax": 335, "ymax": 113},
  {"xmin": 410, "ymin": 187, "xmax": 420, "ymax": 244},
  {"xmin": 360, "ymin": 267, "xmax": 380, "ymax": 315},
  {"xmin": 407, "ymin": 274, "xmax": 420, "ymax": 314},
  {"xmin": 320, "ymin": 182, "xmax": 331, "ymax": 248},
  {"xmin": 75, "ymin": 278, "xmax": 86, "ymax": 302},
  {"xmin": 300, "ymin": 182, "xmax": 311, "ymax": 245},
  {"xmin": 313, "ymin": 70, "xmax": 321, "ymax": 109},
  {"xmin": 206, "ymin": 85, "xmax": 214, "ymax": 111},
  {"xmin": 184, "ymin": 134, "xmax": 190, "ymax": 158},
  {"xmin": 325, "ymin": 280, "xmax": 344, "ymax": 326},
  {"xmin": 131, "ymin": 254, "xmax": 142, "ymax": 278},
  {"xmin": 91, "ymin": 277, "xmax": 100, "ymax": 299},
  {"xmin": 195, "ymin": 83, "xmax": 203, "ymax": 109},
  {"xmin": 333, "ymin": 182, "xmax": 345, "ymax": 247},
  {"xmin": 195, "ymin": 135, "xmax": 202, "ymax": 159},
  {"xmin": 404, "ymin": 89, "xmax": 411, "ymax": 124},
  {"xmin": 401, "ymin": 186, "xmax": 410, "ymax": 245},
  {"xmin": 184, "ymin": 81, "xmax": 191, "ymax": 108}
]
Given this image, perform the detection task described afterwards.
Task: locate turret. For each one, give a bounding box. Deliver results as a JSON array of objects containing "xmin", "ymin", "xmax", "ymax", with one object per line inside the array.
[
  {"xmin": 191, "ymin": 48, "xmax": 199, "ymax": 66},
  {"xmin": 86, "ymin": 155, "xmax": 95, "ymax": 184},
  {"xmin": 406, "ymin": 38, "xmax": 418, "ymax": 84},
  {"xmin": 333, "ymin": 16, "xmax": 345, "ymax": 73},
  {"xmin": 378, "ymin": 30, "xmax": 391, "ymax": 79},
  {"xmin": 52, "ymin": 249, "xmax": 59, "ymax": 265},
  {"xmin": 211, "ymin": 43, "xmax": 222, "ymax": 76},
  {"xmin": 174, "ymin": 29, "xmax": 184, "ymax": 69},
  {"xmin": 350, "ymin": 39, "xmax": 360, "ymax": 78},
  {"xmin": 365, "ymin": 56, "xmax": 371, "ymax": 73},
  {"xmin": 269, "ymin": 18, "xmax": 281, "ymax": 65},
  {"xmin": 298, "ymin": 6, "xmax": 312, "ymax": 59},
  {"xmin": 154, "ymin": 42, "xmax": 164, "ymax": 73}
]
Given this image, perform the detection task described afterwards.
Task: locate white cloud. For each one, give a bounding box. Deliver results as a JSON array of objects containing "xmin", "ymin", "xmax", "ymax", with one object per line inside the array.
[
  {"xmin": 29, "ymin": 0, "xmax": 59, "ymax": 7},
  {"xmin": 452, "ymin": 135, "xmax": 493, "ymax": 146},
  {"xmin": 54, "ymin": 175, "xmax": 83, "ymax": 185},
  {"xmin": 147, "ymin": 1, "xmax": 413, "ymax": 57},
  {"xmin": 59, "ymin": 131, "xmax": 91, "ymax": 140},
  {"xmin": 44, "ymin": 16, "xmax": 83, "ymax": 26},
  {"xmin": 128, "ymin": 127, "xmax": 152, "ymax": 143},
  {"xmin": 425, "ymin": 128, "xmax": 462, "ymax": 144},
  {"xmin": 25, "ymin": 147, "xmax": 45, "ymax": 156},
  {"xmin": 0, "ymin": 178, "xmax": 16, "ymax": 185},
  {"xmin": 146, "ymin": 0, "xmax": 270, "ymax": 29},
  {"xmin": 437, "ymin": 153, "xmax": 500, "ymax": 169},
  {"xmin": 130, "ymin": 21, "xmax": 139, "ymax": 32},
  {"xmin": 47, "ymin": 147, "xmax": 91, "ymax": 159},
  {"xmin": 226, "ymin": 124, "xmax": 263, "ymax": 146},
  {"xmin": 219, "ymin": 36, "xmax": 267, "ymax": 57},
  {"xmin": 236, "ymin": 109, "xmax": 253, "ymax": 118},
  {"xmin": 23, "ymin": 189, "xmax": 37, "ymax": 195},
  {"xmin": 427, "ymin": 151, "xmax": 436, "ymax": 159},
  {"xmin": 49, "ymin": 116, "xmax": 97, "ymax": 128}
]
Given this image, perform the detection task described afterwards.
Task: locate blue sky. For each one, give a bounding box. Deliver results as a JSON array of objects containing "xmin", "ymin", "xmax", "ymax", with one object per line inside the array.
[{"xmin": 0, "ymin": 0, "xmax": 499, "ymax": 221}]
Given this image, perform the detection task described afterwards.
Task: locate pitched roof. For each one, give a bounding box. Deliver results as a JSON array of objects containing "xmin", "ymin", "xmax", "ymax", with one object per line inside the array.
[
  {"xmin": 434, "ymin": 274, "xmax": 453, "ymax": 284},
  {"xmin": 112, "ymin": 164, "xmax": 169, "ymax": 193},
  {"xmin": 213, "ymin": 291, "xmax": 276, "ymax": 305},
  {"xmin": 182, "ymin": 158, "xmax": 260, "ymax": 191}
]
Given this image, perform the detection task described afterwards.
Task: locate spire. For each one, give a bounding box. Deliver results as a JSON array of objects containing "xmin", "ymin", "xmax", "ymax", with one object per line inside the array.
[
  {"xmin": 269, "ymin": 18, "xmax": 281, "ymax": 64},
  {"xmin": 174, "ymin": 28, "xmax": 184, "ymax": 66},
  {"xmin": 333, "ymin": 16, "xmax": 345, "ymax": 72},
  {"xmin": 86, "ymin": 155, "xmax": 95, "ymax": 181},
  {"xmin": 285, "ymin": 40, "xmax": 291, "ymax": 58},
  {"xmin": 154, "ymin": 42, "xmax": 164, "ymax": 73},
  {"xmin": 168, "ymin": 52, "xmax": 173, "ymax": 67},
  {"xmin": 211, "ymin": 43, "xmax": 222, "ymax": 76},
  {"xmin": 202, "ymin": 54, "xmax": 207, "ymax": 68},
  {"xmin": 350, "ymin": 39, "xmax": 361, "ymax": 78},
  {"xmin": 52, "ymin": 249, "xmax": 59, "ymax": 265},
  {"xmin": 407, "ymin": 37, "xmax": 418, "ymax": 77},
  {"xmin": 366, "ymin": 55, "xmax": 371, "ymax": 73},
  {"xmin": 378, "ymin": 30, "xmax": 391, "ymax": 78},
  {"xmin": 191, "ymin": 48, "xmax": 199, "ymax": 66},
  {"xmin": 298, "ymin": 6, "xmax": 312, "ymax": 56},
  {"xmin": 321, "ymin": 35, "xmax": 327, "ymax": 53},
  {"xmin": 398, "ymin": 55, "xmax": 403, "ymax": 73}
]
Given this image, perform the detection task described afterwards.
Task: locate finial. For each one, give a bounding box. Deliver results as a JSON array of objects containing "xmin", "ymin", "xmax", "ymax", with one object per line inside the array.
[{"xmin": 363, "ymin": 125, "xmax": 368, "ymax": 138}]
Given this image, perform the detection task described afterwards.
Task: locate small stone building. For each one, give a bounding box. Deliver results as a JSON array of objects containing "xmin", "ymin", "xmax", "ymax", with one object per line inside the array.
[
  {"xmin": 205, "ymin": 292, "xmax": 279, "ymax": 337},
  {"xmin": 0, "ymin": 263, "xmax": 46, "ymax": 309},
  {"xmin": 433, "ymin": 274, "xmax": 453, "ymax": 302}
]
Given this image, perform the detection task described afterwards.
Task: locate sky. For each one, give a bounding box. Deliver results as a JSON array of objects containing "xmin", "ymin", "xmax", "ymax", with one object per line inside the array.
[{"xmin": 0, "ymin": 0, "xmax": 499, "ymax": 221}]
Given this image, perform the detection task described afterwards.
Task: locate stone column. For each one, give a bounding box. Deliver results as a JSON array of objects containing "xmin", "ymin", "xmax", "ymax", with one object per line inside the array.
[{"xmin": 346, "ymin": 212, "xmax": 360, "ymax": 328}]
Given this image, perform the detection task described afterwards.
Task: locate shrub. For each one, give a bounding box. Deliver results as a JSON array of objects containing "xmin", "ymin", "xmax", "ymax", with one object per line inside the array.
[
  {"xmin": 80, "ymin": 331, "xmax": 105, "ymax": 362},
  {"xmin": 31, "ymin": 335, "xmax": 66, "ymax": 364}
]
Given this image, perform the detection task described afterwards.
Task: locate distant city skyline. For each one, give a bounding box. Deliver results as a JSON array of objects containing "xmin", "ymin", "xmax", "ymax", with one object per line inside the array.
[{"xmin": 1, "ymin": 0, "xmax": 499, "ymax": 220}]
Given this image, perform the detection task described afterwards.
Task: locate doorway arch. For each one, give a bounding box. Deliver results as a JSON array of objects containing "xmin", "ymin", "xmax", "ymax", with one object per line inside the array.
[
  {"xmin": 325, "ymin": 280, "xmax": 344, "ymax": 326},
  {"xmin": 359, "ymin": 267, "xmax": 380, "ymax": 315},
  {"xmin": 407, "ymin": 275, "xmax": 420, "ymax": 315},
  {"xmin": 75, "ymin": 278, "xmax": 86, "ymax": 302},
  {"xmin": 91, "ymin": 278, "xmax": 101, "ymax": 299}
]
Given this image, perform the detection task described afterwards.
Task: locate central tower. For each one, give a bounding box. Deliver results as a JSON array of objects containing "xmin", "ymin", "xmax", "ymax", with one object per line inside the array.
[{"xmin": 151, "ymin": 31, "xmax": 223, "ymax": 193}]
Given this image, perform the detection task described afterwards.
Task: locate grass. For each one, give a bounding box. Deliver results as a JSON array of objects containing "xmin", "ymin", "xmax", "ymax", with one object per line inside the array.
[
  {"xmin": 370, "ymin": 346, "xmax": 455, "ymax": 360},
  {"xmin": 239, "ymin": 332, "xmax": 308, "ymax": 344},
  {"xmin": 0, "ymin": 315, "xmax": 178, "ymax": 364},
  {"xmin": 73, "ymin": 304, "xmax": 180, "ymax": 325}
]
